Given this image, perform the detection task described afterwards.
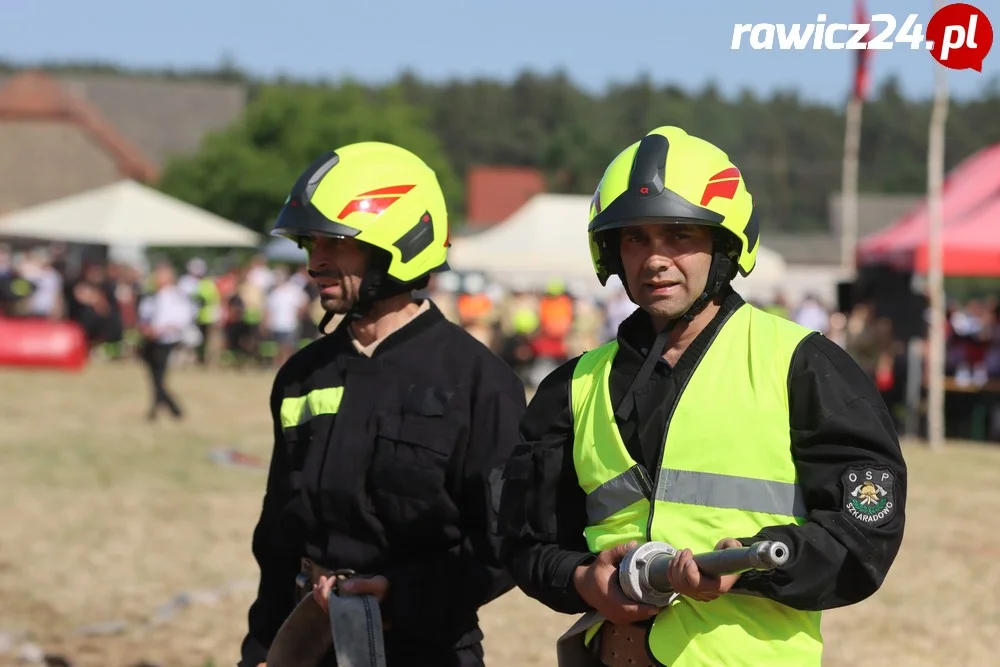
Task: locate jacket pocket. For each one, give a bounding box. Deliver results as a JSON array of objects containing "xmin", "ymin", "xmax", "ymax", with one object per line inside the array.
[
  {"xmin": 369, "ymin": 412, "xmax": 454, "ymax": 522},
  {"xmin": 497, "ymin": 442, "xmax": 560, "ymax": 540}
]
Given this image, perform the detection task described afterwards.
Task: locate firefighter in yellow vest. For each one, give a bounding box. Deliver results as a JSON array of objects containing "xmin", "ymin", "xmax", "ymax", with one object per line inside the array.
[
  {"xmin": 497, "ymin": 126, "xmax": 907, "ymax": 667},
  {"xmin": 193, "ymin": 271, "xmax": 221, "ymax": 365}
]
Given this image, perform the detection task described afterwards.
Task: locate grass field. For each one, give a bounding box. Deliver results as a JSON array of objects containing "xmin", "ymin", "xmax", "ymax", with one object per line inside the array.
[{"xmin": 1, "ymin": 361, "xmax": 998, "ymax": 667}]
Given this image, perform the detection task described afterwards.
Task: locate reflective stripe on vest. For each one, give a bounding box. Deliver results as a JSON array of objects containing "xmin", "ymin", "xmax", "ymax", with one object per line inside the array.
[
  {"xmin": 588, "ymin": 466, "xmax": 808, "ymax": 523},
  {"xmin": 280, "ymin": 387, "xmax": 344, "ymax": 430},
  {"xmin": 571, "ymin": 303, "xmax": 823, "ymax": 667},
  {"xmin": 586, "ymin": 464, "xmax": 651, "ymax": 523}
]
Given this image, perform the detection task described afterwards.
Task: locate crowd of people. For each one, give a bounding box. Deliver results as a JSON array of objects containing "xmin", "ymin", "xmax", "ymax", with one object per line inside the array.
[
  {"xmin": 946, "ymin": 297, "xmax": 1000, "ymax": 385},
  {"xmin": 0, "ymin": 245, "xmax": 323, "ymax": 369},
  {"xmin": 2, "ymin": 241, "xmax": 999, "ymax": 409}
]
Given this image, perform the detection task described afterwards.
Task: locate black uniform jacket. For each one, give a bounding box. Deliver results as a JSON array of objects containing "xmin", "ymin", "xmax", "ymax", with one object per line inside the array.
[
  {"xmin": 240, "ymin": 300, "xmax": 526, "ymax": 666},
  {"xmin": 498, "ymin": 288, "xmax": 907, "ymax": 615}
]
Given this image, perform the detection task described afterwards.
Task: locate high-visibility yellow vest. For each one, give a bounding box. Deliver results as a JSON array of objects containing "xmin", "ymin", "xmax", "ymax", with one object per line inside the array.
[
  {"xmin": 570, "ymin": 303, "xmax": 823, "ymax": 666},
  {"xmin": 195, "ymin": 278, "xmax": 220, "ymax": 325}
]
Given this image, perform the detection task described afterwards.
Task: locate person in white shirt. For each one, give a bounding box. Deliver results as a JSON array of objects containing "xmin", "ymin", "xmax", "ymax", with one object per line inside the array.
[
  {"xmin": 137, "ymin": 262, "xmax": 192, "ymax": 421},
  {"xmin": 263, "ymin": 266, "xmax": 308, "ymax": 367},
  {"xmin": 177, "ymin": 257, "xmax": 206, "ymax": 299},
  {"xmin": 27, "ymin": 253, "xmax": 63, "ymax": 320},
  {"xmin": 246, "ymin": 254, "xmax": 275, "ymax": 293},
  {"xmin": 794, "ymin": 294, "xmax": 831, "ymax": 335}
]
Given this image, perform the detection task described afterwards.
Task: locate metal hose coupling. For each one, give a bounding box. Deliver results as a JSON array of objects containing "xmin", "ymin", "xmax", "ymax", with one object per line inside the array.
[{"xmin": 619, "ymin": 540, "xmax": 790, "ymax": 607}]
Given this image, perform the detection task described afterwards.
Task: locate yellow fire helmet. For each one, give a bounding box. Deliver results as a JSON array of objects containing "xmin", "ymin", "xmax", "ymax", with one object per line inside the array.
[
  {"xmin": 587, "ymin": 126, "xmax": 760, "ymax": 292},
  {"xmin": 272, "ymin": 141, "xmax": 450, "ymax": 287}
]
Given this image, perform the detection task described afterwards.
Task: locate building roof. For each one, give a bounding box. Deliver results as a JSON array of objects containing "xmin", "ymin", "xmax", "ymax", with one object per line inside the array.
[
  {"xmin": 0, "ymin": 70, "xmax": 159, "ymax": 182},
  {"xmin": 767, "ymin": 192, "xmax": 923, "ymax": 266},
  {"xmin": 465, "ymin": 165, "xmax": 547, "ymax": 228},
  {"xmin": 51, "ymin": 74, "xmax": 247, "ymax": 167},
  {"xmin": 0, "ymin": 71, "xmax": 248, "ymax": 168},
  {"xmin": 765, "ymin": 232, "xmax": 843, "ymax": 265},
  {"xmin": 827, "ymin": 191, "xmax": 923, "ymax": 238}
]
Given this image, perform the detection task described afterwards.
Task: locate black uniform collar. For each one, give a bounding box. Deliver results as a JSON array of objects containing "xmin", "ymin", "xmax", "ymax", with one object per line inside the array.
[{"xmin": 327, "ymin": 298, "xmax": 445, "ymax": 358}]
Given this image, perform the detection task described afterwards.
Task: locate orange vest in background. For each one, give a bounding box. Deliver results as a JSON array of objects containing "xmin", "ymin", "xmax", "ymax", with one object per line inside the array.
[
  {"xmin": 457, "ymin": 293, "xmax": 493, "ymax": 325},
  {"xmin": 539, "ymin": 294, "xmax": 573, "ymax": 339}
]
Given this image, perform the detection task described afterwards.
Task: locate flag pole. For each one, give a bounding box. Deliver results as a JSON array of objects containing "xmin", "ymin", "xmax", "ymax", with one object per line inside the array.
[
  {"xmin": 840, "ymin": 96, "xmax": 863, "ymax": 275},
  {"xmin": 926, "ymin": 0, "xmax": 950, "ymax": 450},
  {"xmin": 841, "ymin": 0, "xmax": 871, "ymax": 278}
]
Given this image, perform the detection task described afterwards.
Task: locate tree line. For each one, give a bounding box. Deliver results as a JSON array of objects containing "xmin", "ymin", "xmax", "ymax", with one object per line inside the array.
[{"xmin": 6, "ymin": 60, "xmax": 1000, "ymax": 234}]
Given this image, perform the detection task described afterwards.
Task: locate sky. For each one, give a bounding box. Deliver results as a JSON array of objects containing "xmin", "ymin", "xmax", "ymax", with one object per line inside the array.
[{"xmin": 2, "ymin": 0, "xmax": 997, "ymax": 105}]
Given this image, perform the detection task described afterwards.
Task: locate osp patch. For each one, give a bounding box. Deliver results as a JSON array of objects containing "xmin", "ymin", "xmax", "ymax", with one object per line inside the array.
[{"xmin": 843, "ymin": 467, "xmax": 896, "ymax": 527}]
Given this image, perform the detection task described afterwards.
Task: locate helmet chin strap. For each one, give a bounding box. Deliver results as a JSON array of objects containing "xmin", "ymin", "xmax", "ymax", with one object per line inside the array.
[
  {"xmin": 316, "ymin": 249, "xmax": 418, "ymax": 335},
  {"xmin": 679, "ymin": 244, "xmax": 736, "ymax": 323}
]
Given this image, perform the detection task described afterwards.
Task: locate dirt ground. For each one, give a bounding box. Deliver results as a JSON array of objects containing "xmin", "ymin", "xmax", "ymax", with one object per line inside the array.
[{"xmin": 1, "ymin": 362, "xmax": 998, "ymax": 667}]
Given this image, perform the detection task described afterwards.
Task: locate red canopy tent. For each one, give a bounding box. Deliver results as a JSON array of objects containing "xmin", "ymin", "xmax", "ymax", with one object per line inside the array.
[
  {"xmin": 907, "ymin": 195, "xmax": 1000, "ymax": 276},
  {"xmin": 857, "ymin": 143, "xmax": 1000, "ymax": 276}
]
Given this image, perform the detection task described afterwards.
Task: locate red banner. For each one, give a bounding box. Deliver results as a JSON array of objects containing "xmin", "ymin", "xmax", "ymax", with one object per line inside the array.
[{"xmin": 0, "ymin": 318, "xmax": 89, "ymax": 371}]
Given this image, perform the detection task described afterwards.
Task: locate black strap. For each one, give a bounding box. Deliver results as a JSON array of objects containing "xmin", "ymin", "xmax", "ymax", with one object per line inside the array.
[
  {"xmin": 318, "ymin": 311, "xmax": 335, "ymax": 335},
  {"xmin": 614, "ymin": 326, "xmax": 673, "ymax": 422}
]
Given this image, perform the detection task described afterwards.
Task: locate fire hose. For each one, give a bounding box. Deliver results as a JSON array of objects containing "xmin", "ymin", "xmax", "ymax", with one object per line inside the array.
[
  {"xmin": 555, "ymin": 540, "xmax": 791, "ymax": 666},
  {"xmin": 266, "ymin": 571, "xmax": 386, "ymax": 667},
  {"xmin": 267, "ymin": 542, "xmax": 790, "ymax": 666},
  {"xmin": 618, "ymin": 540, "xmax": 790, "ymax": 606}
]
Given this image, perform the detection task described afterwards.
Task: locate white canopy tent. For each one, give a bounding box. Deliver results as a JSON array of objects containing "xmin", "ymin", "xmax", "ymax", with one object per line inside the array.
[
  {"xmin": 734, "ymin": 249, "xmax": 791, "ymax": 303},
  {"xmin": 448, "ymin": 195, "xmax": 601, "ymax": 296},
  {"xmin": 447, "ymin": 194, "xmax": 788, "ymax": 301},
  {"xmin": 0, "ymin": 180, "xmax": 261, "ymax": 247}
]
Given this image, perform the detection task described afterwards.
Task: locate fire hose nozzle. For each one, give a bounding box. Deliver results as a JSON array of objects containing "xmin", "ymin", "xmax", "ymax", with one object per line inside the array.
[{"xmin": 618, "ymin": 540, "xmax": 790, "ymax": 607}]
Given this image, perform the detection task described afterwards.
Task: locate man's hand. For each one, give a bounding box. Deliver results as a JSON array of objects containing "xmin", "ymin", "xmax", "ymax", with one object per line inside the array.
[
  {"xmin": 573, "ymin": 541, "xmax": 660, "ymax": 625},
  {"xmin": 666, "ymin": 538, "xmax": 743, "ymax": 602},
  {"xmin": 312, "ymin": 575, "xmax": 390, "ymax": 613}
]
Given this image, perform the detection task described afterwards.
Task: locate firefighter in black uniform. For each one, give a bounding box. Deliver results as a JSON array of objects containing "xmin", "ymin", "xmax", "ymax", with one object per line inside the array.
[
  {"xmin": 238, "ymin": 142, "xmax": 526, "ymax": 667},
  {"xmin": 496, "ymin": 127, "xmax": 907, "ymax": 666}
]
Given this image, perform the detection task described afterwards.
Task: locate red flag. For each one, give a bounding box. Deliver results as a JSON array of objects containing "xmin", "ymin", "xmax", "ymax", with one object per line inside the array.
[{"xmin": 853, "ymin": 0, "xmax": 873, "ymax": 100}]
